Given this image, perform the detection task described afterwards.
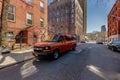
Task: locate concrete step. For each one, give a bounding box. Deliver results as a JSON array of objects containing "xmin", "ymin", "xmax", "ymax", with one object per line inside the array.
[{"xmin": 13, "ymin": 43, "xmax": 28, "ymax": 49}]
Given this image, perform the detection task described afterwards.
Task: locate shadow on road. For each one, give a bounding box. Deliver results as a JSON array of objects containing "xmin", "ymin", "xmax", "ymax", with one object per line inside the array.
[{"xmin": 0, "ymin": 52, "xmax": 33, "ymax": 68}]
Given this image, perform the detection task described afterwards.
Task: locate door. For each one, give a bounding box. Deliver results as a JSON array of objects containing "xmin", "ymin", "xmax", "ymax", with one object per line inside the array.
[
  {"xmin": 16, "ymin": 31, "xmax": 28, "ymax": 43},
  {"xmin": 64, "ymin": 36, "xmax": 72, "ymax": 50},
  {"xmin": 57, "ymin": 36, "xmax": 67, "ymax": 52},
  {"xmin": 33, "ymin": 34, "xmax": 38, "ymax": 44}
]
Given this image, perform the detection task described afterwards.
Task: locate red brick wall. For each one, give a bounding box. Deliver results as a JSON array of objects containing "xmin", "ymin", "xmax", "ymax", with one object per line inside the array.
[
  {"xmin": 108, "ymin": 0, "xmax": 120, "ymax": 37},
  {"xmin": 27, "ymin": 26, "xmax": 42, "ymax": 45},
  {"xmin": 0, "ymin": 0, "xmax": 48, "ymax": 46}
]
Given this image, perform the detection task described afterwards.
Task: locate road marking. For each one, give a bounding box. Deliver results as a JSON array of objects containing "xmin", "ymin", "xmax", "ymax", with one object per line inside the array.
[
  {"xmin": 87, "ymin": 65, "xmax": 111, "ymax": 80},
  {"xmin": 88, "ymin": 47, "xmax": 92, "ymax": 49},
  {"xmin": 74, "ymin": 49, "xmax": 83, "ymax": 54}
]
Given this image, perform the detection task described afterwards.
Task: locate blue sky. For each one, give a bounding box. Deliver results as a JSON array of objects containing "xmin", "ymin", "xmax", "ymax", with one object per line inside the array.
[
  {"xmin": 87, "ymin": 0, "xmax": 116, "ymax": 33},
  {"xmin": 48, "ymin": 0, "xmax": 53, "ymax": 5}
]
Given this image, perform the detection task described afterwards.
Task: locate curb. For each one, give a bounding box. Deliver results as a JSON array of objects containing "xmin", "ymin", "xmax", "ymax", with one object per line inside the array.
[
  {"xmin": 11, "ymin": 49, "xmax": 33, "ymax": 54},
  {"xmin": 0, "ymin": 57, "xmax": 34, "ymax": 70}
]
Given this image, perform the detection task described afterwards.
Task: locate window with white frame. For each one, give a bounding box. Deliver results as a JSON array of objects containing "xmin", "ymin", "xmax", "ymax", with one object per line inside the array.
[
  {"xmin": 71, "ymin": 9, "xmax": 74, "ymax": 13},
  {"xmin": 40, "ymin": 1, "xmax": 44, "ymax": 12},
  {"xmin": 57, "ymin": 18, "xmax": 59, "ymax": 22},
  {"xmin": 40, "ymin": 18, "xmax": 44, "ymax": 27},
  {"xmin": 8, "ymin": 5, "xmax": 15, "ymax": 21},
  {"xmin": 27, "ymin": 13, "xmax": 33, "ymax": 25},
  {"xmin": 66, "ymin": 9, "xmax": 68, "ymax": 14},
  {"xmin": 26, "ymin": 0, "xmax": 33, "ymax": 5},
  {"xmin": 66, "ymin": 15, "xmax": 69, "ymax": 21},
  {"xmin": 6, "ymin": 31, "xmax": 15, "ymax": 41}
]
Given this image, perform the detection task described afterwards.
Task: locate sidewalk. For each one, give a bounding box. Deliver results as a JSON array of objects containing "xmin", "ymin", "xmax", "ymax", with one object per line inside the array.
[{"xmin": 0, "ymin": 48, "xmax": 34, "ymax": 69}]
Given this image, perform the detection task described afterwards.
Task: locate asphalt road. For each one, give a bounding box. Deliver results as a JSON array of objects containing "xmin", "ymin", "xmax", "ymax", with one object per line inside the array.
[{"xmin": 0, "ymin": 43, "xmax": 120, "ymax": 80}]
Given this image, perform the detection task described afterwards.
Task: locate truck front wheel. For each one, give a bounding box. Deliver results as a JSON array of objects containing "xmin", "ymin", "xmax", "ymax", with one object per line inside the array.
[
  {"xmin": 52, "ymin": 50, "xmax": 59, "ymax": 60},
  {"xmin": 72, "ymin": 45, "xmax": 76, "ymax": 51}
]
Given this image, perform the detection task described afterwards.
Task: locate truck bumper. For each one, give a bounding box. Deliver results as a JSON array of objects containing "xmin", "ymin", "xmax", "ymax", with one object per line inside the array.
[{"xmin": 32, "ymin": 51, "xmax": 53, "ymax": 57}]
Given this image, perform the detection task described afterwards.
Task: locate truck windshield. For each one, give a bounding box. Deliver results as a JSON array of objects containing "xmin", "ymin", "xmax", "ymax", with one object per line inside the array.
[{"xmin": 43, "ymin": 35, "xmax": 59, "ymax": 42}]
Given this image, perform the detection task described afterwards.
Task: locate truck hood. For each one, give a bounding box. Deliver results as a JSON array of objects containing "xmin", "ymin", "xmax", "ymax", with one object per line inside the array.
[{"xmin": 34, "ymin": 42, "xmax": 55, "ymax": 47}]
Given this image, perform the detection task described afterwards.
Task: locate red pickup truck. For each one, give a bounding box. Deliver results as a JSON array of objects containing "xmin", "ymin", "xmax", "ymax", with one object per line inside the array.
[{"xmin": 33, "ymin": 34, "xmax": 77, "ymax": 60}]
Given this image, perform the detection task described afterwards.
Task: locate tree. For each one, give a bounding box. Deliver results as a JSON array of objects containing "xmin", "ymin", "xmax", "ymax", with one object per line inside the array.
[{"xmin": 0, "ymin": 0, "xmax": 10, "ymax": 48}]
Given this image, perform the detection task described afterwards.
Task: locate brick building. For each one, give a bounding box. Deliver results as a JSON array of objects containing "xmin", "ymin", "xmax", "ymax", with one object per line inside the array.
[
  {"xmin": 0, "ymin": 0, "xmax": 48, "ymax": 47},
  {"xmin": 48, "ymin": 0, "xmax": 83, "ymax": 42},
  {"xmin": 79, "ymin": 0, "xmax": 87, "ymax": 39},
  {"xmin": 108, "ymin": 0, "xmax": 120, "ymax": 41}
]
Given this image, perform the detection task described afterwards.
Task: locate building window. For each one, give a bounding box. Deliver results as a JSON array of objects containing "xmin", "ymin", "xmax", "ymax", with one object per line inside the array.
[
  {"xmin": 66, "ymin": 15, "xmax": 69, "ymax": 21},
  {"xmin": 40, "ymin": 18, "xmax": 44, "ymax": 27},
  {"xmin": 40, "ymin": 1, "xmax": 44, "ymax": 12},
  {"xmin": 57, "ymin": 12, "xmax": 59, "ymax": 16},
  {"xmin": 61, "ymin": 17, "xmax": 63, "ymax": 22},
  {"xmin": 71, "ymin": 14, "xmax": 74, "ymax": 18},
  {"xmin": 71, "ymin": 9, "xmax": 74, "ymax": 13},
  {"xmin": 26, "ymin": 13, "xmax": 33, "ymax": 25},
  {"xmin": 71, "ymin": 18, "xmax": 74, "ymax": 23},
  {"xmin": 26, "ymin": 0, "xmax": 33, "ymax": 5},
  {"xmin": 66, "ymin": 9, "xmax": 69, "ymax": 14},
  {"xmin": 57, "ymin": 18, "xmax": 59, "ymax": 22},
  {"xmin": 8, "ymin": 5, "xmax": 15, "ymax": 21},
  {"xmin": 71, "ymin": 3, "xmax": 74, "ymax": 8},
  {"xmin": 6, "ymin": 31, "xmax": 15, "ymax": 41}
]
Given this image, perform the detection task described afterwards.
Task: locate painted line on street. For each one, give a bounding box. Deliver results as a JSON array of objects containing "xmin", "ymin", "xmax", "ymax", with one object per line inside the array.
[
  {"xmin": 88, "ymin": 47, "xmax": 92, "ymax": 49},
  {"xmin": 87, "ymin": 65, "xmax": 111, "ymax": 80}
]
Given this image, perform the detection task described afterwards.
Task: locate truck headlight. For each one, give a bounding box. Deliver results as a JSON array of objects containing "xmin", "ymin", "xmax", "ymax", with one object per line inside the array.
[{"xmin": 44, "ymin": 46, "xmax": 50, "ymax": 50}]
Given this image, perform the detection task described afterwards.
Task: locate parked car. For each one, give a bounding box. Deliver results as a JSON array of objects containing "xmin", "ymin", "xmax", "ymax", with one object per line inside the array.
[
  {"xmin": 108, "ymin": 40, "xmax": 120, "ymax": 51},
  {"xmin": 32, "ymin": 34, "xmax": 77, "ymax": 60},
  {"xmin": 96, "ymin": 41, "xmax": 103, "ymax": 44},
  {"xmin": 80, "ymin": 40, "xmax": 86, "ymax": 43}
]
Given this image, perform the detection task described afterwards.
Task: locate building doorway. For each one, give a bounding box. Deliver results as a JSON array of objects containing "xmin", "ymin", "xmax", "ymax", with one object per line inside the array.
[
  {"xmin": 33, "ymin": 34, "xmax": 38, "ymax": 44},
  {"xmin": 16, "ymin": 31, "xmax": 28, "ymax": 43}
]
